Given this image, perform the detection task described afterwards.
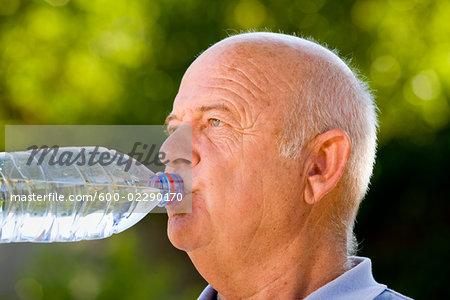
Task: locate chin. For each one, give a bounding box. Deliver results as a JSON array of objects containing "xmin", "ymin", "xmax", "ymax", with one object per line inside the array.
[
  {"xmin": 167, "ymin": 213, "xmax": 197, "ymax": 251},
  {"xmin": 167, "ymin": 203, "xmax": 211, "ymax": 252}
]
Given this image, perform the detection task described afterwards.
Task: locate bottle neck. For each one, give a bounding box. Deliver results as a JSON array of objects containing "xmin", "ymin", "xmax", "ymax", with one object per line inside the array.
[{"xmin": 149, "ymin": 173, "xmax": 184, "ymax": 207}]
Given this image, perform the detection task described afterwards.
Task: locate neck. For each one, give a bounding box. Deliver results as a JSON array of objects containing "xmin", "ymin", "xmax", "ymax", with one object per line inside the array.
[
  {"xmin": 221, "ymin": 246, "xmax": 347, "ymax": 299},
  {"xmin": 191, "ymin": 228, "xmax": 349, "ymax": 300}
]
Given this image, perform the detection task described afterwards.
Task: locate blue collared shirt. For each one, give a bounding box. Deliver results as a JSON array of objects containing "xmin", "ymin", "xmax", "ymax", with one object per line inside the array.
[{"xmin": 197, "ymin": 256, "xmax": 412, "ymax": 300}]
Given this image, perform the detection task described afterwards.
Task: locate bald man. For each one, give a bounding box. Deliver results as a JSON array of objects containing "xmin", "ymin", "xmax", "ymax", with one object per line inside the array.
[{"xmin": 161, "ymin": 32, "xmax": 410, "ymax": 300}]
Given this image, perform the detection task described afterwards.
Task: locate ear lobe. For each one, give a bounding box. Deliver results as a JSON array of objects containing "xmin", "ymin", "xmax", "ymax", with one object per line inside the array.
[{"xmin": 303, "ymin": 129, "xmax": 351, "ymax": 205}]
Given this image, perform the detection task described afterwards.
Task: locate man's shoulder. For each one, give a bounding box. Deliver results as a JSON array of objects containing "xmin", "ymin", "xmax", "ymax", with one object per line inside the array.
[{"xmin": 374, "ymin": 288, "xmax": 413, "ymax": 300}]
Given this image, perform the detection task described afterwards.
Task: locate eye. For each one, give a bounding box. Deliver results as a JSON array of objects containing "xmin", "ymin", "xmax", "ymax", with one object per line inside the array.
[
  {"xmin": 209, "ymin": 118, "xmax": 223, "ymax": 127},
  {"xmin": 165, "ymin": 125, "xmax": 178, "ymax": 135}
]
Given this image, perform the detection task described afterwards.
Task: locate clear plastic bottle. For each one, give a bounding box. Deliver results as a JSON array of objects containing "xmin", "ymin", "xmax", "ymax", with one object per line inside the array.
[{"xmin": 0, "ymin": 146, "xmax": 183, "ymax": 243}]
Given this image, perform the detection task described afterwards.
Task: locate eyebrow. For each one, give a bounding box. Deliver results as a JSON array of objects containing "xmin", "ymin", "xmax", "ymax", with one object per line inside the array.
[{"xmin": 164, "ymin": 102, "xmax": 237, "ymax": 125}]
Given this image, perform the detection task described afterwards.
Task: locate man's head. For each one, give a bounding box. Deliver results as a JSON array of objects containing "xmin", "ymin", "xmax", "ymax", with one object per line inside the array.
[{"xmin": 161, "ymin": 32, "xmax": 377, "ymax": 296}]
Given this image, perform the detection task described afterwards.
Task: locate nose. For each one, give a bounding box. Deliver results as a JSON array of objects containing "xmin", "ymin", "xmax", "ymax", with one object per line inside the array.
[{"xmin": 160, "ymin": 124, "xmax": 196, "ymax": 172}]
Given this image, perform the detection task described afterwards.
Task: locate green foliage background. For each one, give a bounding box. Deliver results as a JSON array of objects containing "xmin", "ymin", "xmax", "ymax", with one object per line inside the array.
[{"xmin": 0, "ymin": 0, "xmax": 449, "ymax": 299}]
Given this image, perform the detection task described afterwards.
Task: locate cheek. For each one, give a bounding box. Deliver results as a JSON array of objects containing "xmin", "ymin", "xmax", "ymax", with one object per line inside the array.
[
  {"xmin": 196, "ymin": 136, "xmax": 271, "ymax": 237},
  {"xmin": 203, "ymin": 156, "xmax": 265, "ymax": 238}
]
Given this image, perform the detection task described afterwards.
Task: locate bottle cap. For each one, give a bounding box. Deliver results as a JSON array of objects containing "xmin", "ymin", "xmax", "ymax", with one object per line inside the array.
[{"xmin": 149, "ymin": 173, "xmax": 184, "ymax": 207}]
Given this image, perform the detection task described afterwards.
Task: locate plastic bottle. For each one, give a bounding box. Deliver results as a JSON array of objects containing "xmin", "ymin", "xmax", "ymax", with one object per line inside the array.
[{"xmin": 0, "ymin": 146, "xmax": 183, "ymax": 243}]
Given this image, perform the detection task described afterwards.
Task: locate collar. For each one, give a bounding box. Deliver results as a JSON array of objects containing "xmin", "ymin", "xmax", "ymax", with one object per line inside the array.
[{"xmin": 304, "ymin": 256, "xmax": 387, "ymax": 300}]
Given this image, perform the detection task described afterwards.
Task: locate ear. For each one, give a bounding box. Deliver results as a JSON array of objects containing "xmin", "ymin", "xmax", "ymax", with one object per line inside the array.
[{"xmin": 303, "ymin": 129, "xmax": 351, "ymax": 205}]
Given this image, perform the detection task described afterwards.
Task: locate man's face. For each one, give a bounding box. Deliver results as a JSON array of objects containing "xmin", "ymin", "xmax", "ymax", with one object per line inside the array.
[{"xmin": 161, "ymin": 45, "xmax": 306, "ymax": 265}]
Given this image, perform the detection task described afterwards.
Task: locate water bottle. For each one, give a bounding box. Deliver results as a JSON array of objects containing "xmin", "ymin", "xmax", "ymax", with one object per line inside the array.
[{"xmin": 0, "ymin": 146, "xmax": 183, "ymax": 243}]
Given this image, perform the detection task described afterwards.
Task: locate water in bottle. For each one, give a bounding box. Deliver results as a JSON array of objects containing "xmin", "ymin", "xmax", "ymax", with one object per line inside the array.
[{"xmin": 0, "ymin": 146, "xmax": 183, "ymax": 243}]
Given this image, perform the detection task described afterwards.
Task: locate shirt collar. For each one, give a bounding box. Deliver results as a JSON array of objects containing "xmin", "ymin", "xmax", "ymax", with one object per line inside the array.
[
  {"xmin": 197, "ymin": 284, "xmax": 217, "ymax": 300},
  {"xmin": 304, "ymin": 256, "xmax": 387, "ymax": 300}
]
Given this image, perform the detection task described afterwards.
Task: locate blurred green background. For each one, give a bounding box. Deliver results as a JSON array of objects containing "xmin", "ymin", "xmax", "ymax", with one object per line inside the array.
[{"xmin": 0, "ymin": 0, "xmax": 449, "ymax": 299}]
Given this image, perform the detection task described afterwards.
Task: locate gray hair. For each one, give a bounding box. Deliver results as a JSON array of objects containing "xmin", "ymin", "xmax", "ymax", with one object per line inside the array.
[{"xmin": 276, "ymin": 40, "xmax": 378, "ymax": 256}]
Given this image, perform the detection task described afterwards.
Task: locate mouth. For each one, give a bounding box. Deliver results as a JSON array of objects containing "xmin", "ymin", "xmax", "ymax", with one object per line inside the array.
[
  {"xmin": 162, "ymin": 168, "xmax": 194, "ymax": 213},
  {"xmin": 166, "ymin": 190, "xmax": 194, "ymax": 215},
  {"xmin": 169, "ymin": 170, "xmax": 191, "ymax": 194}
]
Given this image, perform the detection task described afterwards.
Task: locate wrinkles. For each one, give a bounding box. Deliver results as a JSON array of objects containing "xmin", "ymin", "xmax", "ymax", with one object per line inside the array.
[
  {"xmin": 220, "ymin": 63, "xmax": 268, "ymax": 99},
  {"xmin": 217, "ymin": 131, "xmax": 242, "ymax": 153},
  {"xmin": 206, "ymin": 85, "xmax": 256, "ymax": 128},
  {"xmin": 212, "ymin": 75, "xmax": 259, "ymax": 103},
  {"xmin": 239, "ymin": 151, "xmax": 267, "ymax": 263},
  {"xmin": 241, "ymin": 191, "xmax": 264, "ymax": 265},
  {"xmin": 246, "ymin": 57, "xmax": 297, "ymax": 94},
  {"xmin": 246, "ymin": 59, "xmax": 271, "ymax": 86},
  {"xmin": 242, "ymin": 111, "xmax": 261, "ymax": 131},
  {"xmin": 207, "ymin": 84, "xmax": 250, "ymax": 103}
]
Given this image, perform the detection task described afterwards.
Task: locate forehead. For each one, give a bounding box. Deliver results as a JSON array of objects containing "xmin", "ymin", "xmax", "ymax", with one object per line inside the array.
[
  {"xmin": 169, "ymin": 46, "xmax": 294, "ymax": 121},
  {"xmin": 170, "ymin": 65, "xmax": 262, "ymax": 120}
]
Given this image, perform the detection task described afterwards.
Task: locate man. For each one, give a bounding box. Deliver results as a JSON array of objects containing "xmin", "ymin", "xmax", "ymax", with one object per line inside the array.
[{"xmin": 161, "ymin": 32, "xmax": 411, "ymax": 299}]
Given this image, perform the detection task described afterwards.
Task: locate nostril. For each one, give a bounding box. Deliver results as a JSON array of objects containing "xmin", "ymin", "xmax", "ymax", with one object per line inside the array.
[{"xmin": 171, "ymin": 158, "xmax": 191, "ymax": 165}]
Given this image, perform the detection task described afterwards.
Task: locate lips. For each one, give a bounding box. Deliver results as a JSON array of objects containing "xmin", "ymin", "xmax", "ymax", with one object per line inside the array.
[
  {"xmin": 166, "ymin": 190, "xmax": 194, "ymax": 214},
  {"xmin": 172, "ymin": 171, "xmax": 192, "ymax": 194}
]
